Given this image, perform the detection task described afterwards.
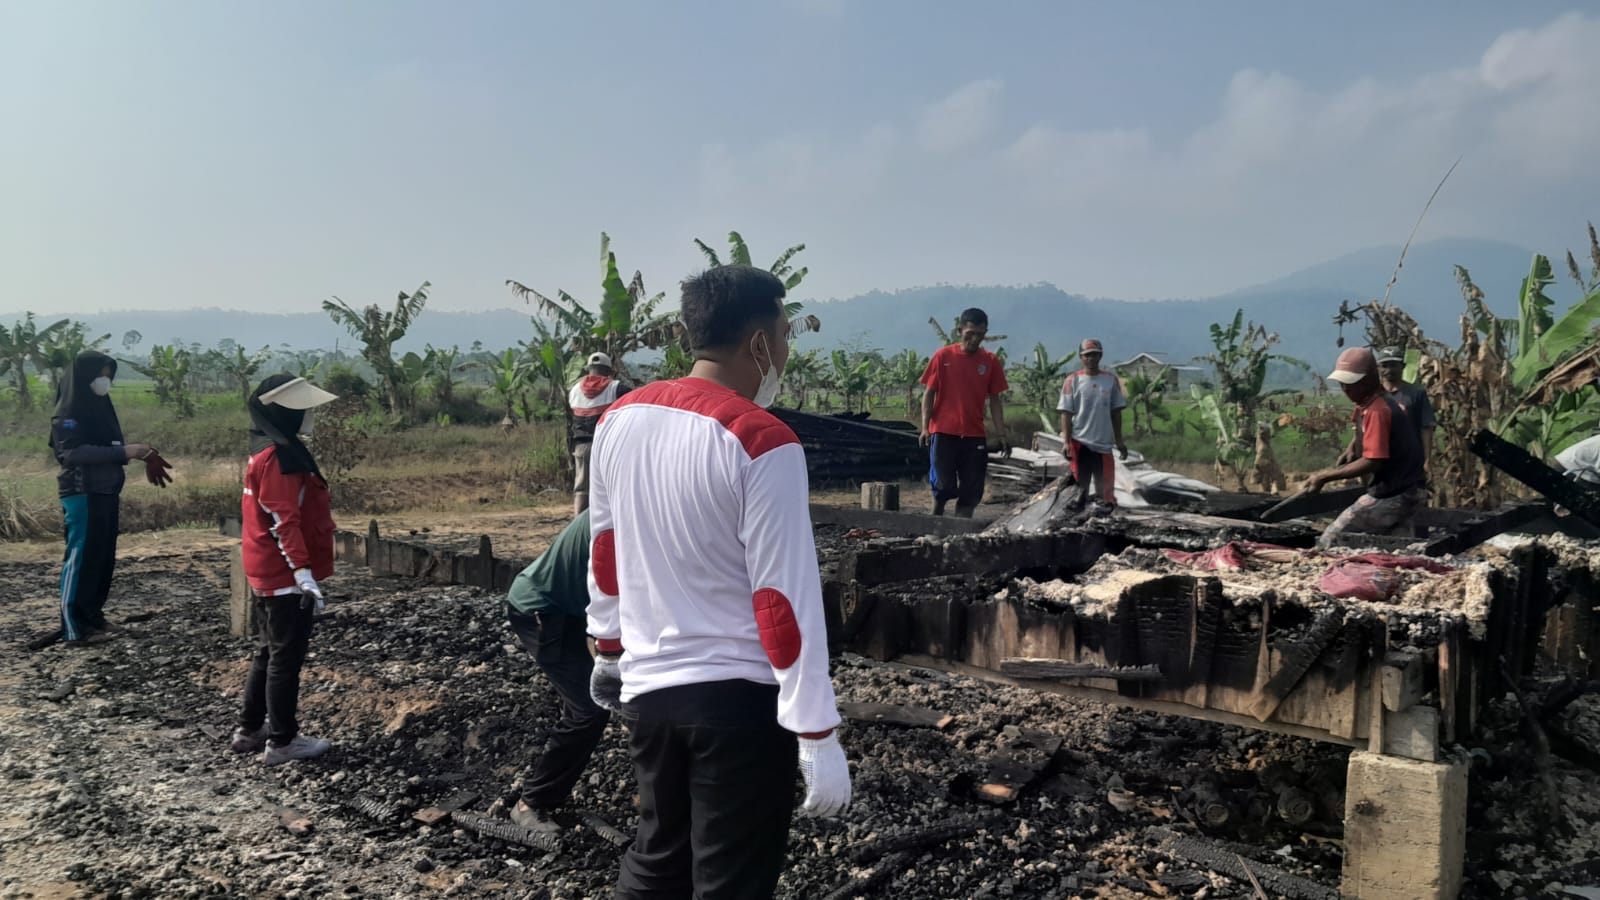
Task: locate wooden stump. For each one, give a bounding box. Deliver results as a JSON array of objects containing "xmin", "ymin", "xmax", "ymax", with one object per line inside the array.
[
  {"xmin": 228, "ymin": 545, "xmax": 252, "ymax": 638},
  {"xmin": 861, "ymin": 482, "xmax": 900, "ymax": 511}
]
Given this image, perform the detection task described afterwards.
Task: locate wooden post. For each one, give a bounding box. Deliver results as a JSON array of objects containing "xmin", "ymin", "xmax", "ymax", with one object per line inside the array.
[
  {"xmin": 366, "ymin": 519, "xmax": 380, "ymax": 569},
  {"xmin": 228, "ymin": 545, "xmax": 252, "ymax": 638},
  {"xmin": 478, "ymin": 534, "xmax": 495, "ymax": 589},
  {"xmin": 1343, "ymin": 751, "xmax": 1467, "ymax": 900},
  {"xmin": 861, "ymin": 482, "xmax": 900, "ymax": 511}
]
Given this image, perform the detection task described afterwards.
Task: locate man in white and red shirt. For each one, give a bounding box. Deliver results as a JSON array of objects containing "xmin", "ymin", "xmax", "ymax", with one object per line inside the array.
[
  {"xmin": 586, "ymin": 265, "xmax": 850, "ymax": 898},
  {"xmin": 919, "ymin": 307, "xmax": 1009, "ymax": 517},
  {"xmin": 567, "ymin": 352, "xmax": 628, "ymax": 515}
]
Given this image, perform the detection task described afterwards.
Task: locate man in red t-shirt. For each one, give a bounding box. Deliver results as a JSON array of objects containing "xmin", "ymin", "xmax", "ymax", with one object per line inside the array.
[
  {"xmin": 919, "ymin": 308, "xmax": 1009, "ymax": 517},
  {"xmin": 1304, "ymin": 347, "xmax": 1427, "ymax": 548}
]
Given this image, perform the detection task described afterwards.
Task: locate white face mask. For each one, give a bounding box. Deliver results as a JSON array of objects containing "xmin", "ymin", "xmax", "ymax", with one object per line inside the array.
[
  {"xmin": 752, "ymin": 332, "xmax": 785, "ymax": 409},
  {"xmin": 298, "ymin": 409, "xmax": 315, "ymax": 436},
  {"xmin": 89, "ymin": 377, "xmax": 112, "ymax": 397}
]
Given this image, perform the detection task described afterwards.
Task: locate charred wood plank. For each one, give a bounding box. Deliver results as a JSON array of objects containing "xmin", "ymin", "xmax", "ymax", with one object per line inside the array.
[
  {"xmin": 1257, "ymin": 486, "xmax": 1366, "ymax": 523},
  {"xmin": 1470, "ymin": 428, "xmax": 1600, "ymax": 529},
  {"xmin": 582, "ymin": 814, "xmax": 630, "ymax": 848},
  {"xmin": 452, "ymin": 810, "xmax": 560, "ymax": 852},
  {"xmin": 413, "ymin": 790, "xmax": 481, "ymax": 826},
  {"xmin": 820, "ymin": 850, "xmax": 915, "ymax": 900},
  {"xmin": 1423, "ymin": 499, "xmax": 1550, "ymax": 557},
  {"xmin": 808, "ymin": 504, "xmax": 988, "ymax": 537},
  {"xmin": 846, "ymin": 815, "xmax": 1003, "ymax": 864},
  {"xmin": 998, "ymin": 659, "xmax": 1164, "ymax": 682},
  {"xmin": 1248, "ymin": 610, "xmax": 1345, "ymax": 723},
  {"xmin": 976, "ymin": 729, "xmax": 1062, "ymax": 804},
  {"xmin": 839, "ymin": 701, "xmax": 955, "ymax": 730},
  {"xmin": 1149, "ymin": 827, "xmax": 1338, "ymax": 900}
]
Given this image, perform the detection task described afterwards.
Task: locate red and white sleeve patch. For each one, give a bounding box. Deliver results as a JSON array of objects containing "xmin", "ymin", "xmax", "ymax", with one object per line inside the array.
[
  {"xmin": 592, "ymin": 529, "xmax": 619, "ymax": 597},
  {"xmin": 752, "ymin": 587, "xmax": 802, "ymax": 669}
]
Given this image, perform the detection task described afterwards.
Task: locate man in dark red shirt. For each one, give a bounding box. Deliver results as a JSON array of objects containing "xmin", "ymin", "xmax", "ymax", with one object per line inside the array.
[
  {"xmin": 1304, "ymin": 347, "xmax": 1427, "ymax": 548},
  {"xmin": 919, "ymin": 308, "xmax": 1009, "ymax": 517}
]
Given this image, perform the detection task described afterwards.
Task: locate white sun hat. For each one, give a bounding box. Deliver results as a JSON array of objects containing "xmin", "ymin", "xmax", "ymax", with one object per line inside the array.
[{"xmin": 259, "ymin": 377, "xmax": 339, "ymax": 410}]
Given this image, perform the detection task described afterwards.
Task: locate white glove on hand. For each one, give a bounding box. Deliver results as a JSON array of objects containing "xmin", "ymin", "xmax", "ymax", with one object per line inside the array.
[
  {"xmin": 589, "ymin": 656, "xmax": 622, "ymax": 713},
  {"xmin": 797, "ymin": 732, "xmax": 851, "ymax": 817},
  {"xmin": 293, "ymin": 568, "xmax": 325, "ymax": 612}
]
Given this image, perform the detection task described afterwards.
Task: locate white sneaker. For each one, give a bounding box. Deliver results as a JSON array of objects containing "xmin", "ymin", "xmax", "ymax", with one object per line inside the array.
[
  {"xmin": 260, "ymin": 735, "xmax": 332, "ymax": 766},
  {"xmin": 230, "ymin": 725, "xmax": 269, "ymax": 753}
]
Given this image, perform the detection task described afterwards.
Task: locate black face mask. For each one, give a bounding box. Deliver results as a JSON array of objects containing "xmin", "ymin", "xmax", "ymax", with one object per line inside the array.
[
  {"xmin": 52, "ymin": 350, "xmax": 122, "ymax": 450},
  {"xmin": 247, "ymin": 374, "xmax": 322, "ymax": 479}
]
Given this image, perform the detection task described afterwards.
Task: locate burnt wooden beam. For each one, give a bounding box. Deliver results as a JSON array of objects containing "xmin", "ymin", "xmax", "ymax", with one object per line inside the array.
[
  {"xmin": 1422, "ymin": 499, "xmax": 1550, "ymax": 556},
  {"xmin": 976, "ymin": 729, "xmax": 1062, "ymax": 804},
  {"xmin": 1470, "ymin": 428, "xmax": 1600, "ymax": 528},
  {"xmin": 839, "ymin": 701, "xmax": 955, "ymax": 730},
  {"xmin": 1149, "ymin": 827, "xmax": 1338, "ymax": 900},
  {"xmin": 808, "ymin": 503, "xmax": 989, "ymax": 537},
  {"xmin": 998, "ymin": 659, "xmax": 1163, "ymax": 682},
  {"xmin": 1248, "ymin": 610, "xmax": 1346, "ymax": 723},
  {"xmin": 1257, "ymin": 486, "xmax": 1367, "ymax": 523},
  {"xmin": 837, "ymin": 531, "xmax": 1111, "ymax": 587}
]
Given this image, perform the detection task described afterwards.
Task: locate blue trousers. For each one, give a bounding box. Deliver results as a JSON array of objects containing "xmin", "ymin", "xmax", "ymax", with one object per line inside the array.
[
  {"xmin": 59, "ymin": 493, "xmax": 119, "ymax": 641},
  {"xmin": 929, "ymin": 434, "xmax": 988, "ymax": 509}
]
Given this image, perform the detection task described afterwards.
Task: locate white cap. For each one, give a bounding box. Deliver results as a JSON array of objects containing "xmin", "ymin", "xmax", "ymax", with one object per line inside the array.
[
  {"xmin": 259, "ymin": 377, "xmax": 339, "ymax": 410},
  {"xmin": 587, "ymin": 352, "xmax": 614, "ymax": 369}
]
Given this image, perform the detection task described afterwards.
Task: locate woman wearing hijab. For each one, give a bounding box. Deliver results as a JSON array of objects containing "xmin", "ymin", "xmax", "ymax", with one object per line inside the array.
[
  {"xmin": 50, "ymin": 350, "xmax": 173, "ymax": 646},
  {"xmin": 233, "ymin": 374, "xmax": 339, "ymax": 765}
]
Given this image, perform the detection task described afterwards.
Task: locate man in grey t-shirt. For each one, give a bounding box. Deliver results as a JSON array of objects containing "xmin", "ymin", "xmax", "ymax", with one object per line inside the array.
[
  {"xmin": 1057, "ymin": 339, "xmax": 1127, "ymax": 517},
  {"xmin": 1375, "ymin": 346, "xmax": 1436, "ymax": 475}
]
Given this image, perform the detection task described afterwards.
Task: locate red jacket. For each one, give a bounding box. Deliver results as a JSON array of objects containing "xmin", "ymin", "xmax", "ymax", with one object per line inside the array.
[{"xmin": 241, "ymin": 446, "xmax": 336, "ymax": 592}]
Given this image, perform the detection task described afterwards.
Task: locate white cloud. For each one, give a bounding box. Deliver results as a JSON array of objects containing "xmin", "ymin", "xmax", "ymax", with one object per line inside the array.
[
  {"xmin": 694, "ymin": 12, "xmax": 1600, "ymax": 300},
  {"xmin": 916, "ymin": 79, "xmax": 1003, "ymax": 154}
]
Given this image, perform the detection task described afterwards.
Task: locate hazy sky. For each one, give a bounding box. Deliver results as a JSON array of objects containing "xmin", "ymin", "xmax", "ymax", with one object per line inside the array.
[{"xmin": 3, "ymin": 1, "xmax": 1596, "ymax": 314}]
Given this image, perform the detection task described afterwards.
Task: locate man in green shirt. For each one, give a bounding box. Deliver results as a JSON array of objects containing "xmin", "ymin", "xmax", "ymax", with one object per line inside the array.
[{"xmin": 505, "ymin": 510, "xmax": 609, "ymax": 834}]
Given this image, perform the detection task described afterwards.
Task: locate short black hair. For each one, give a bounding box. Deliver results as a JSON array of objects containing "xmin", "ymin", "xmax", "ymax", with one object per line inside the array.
[
  {"xmin": 680, "ymin": 265, "xmax": 787, "ymax": 353},
  {"xmin": 958, "ymin": 307, "xmax": 988, "ymax": 327}
]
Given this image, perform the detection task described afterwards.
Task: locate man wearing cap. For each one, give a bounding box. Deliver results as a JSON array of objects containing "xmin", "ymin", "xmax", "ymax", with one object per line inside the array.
[
  {"xmin": 1304, "ymin": 348, "xmax": 1427, "ymax": 548},
  {"xmin": 1374, "ymin": 346, "xmax": 1436, "ymax": 474},
  {"xmin": 567, "ymin": 353, "xmax": 629, "ymax": 515},
  {"xmin": 919, "ymin": 308, "xmax": 1009, "ymax": 518},
  {"xmin": 1057, "ymin": 339, "xmax": 1128, "ymax": 517}
]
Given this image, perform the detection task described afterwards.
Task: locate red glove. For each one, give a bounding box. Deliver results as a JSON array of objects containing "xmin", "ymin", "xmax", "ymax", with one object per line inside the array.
[{"xmin": 144, "ymin": 450, "xmax": 174, "ymax": 488}]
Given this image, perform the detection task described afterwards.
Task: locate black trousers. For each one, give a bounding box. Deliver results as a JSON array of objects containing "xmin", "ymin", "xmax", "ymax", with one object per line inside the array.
[
  {"xmin": 616, "ymin": 680, "xmax": 798, "ymax": 900},
  {"xmin": 929, "ymin": 434, "xmax": 988, "ymax": 510},
  {"xmin": 239, "ymin": 592, "xmax": 315, "ymax": 747},
  {"xmin": 59, "ymin": 492, "xmax": 119, "ymax": 640},
  {"xmin": 508, "ymin": 607, "xmax": 610, "ymax": 809}
]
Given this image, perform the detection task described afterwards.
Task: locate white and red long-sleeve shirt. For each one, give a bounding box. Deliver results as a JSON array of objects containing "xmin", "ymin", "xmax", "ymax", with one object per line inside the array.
[
  {"xmin": 241, "ymin": 446, "xmax": 335, "ymax": 593},
  {"xmin": 585, "ymin": 377, "xmax": 841, "ymax": 736}
]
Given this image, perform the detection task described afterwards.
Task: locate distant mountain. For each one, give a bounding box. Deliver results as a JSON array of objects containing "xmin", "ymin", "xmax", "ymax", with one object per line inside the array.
[
  {"xmin": 797, "ymin": 237, "xmax": 1566, "ymax": 374},
  {"xmin": 17, "ymin": 237, "xmax": 1571, "ymax": 382}
]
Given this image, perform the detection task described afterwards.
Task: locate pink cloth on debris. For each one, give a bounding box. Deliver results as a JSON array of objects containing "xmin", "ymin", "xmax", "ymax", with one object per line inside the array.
[{"xmin": 1162, "ymin": 542, "xmax": 1455, "ymax": 601}]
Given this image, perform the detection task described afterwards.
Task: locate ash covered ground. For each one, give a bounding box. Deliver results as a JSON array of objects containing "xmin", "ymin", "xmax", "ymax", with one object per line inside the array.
[{"xmin": 1, "ymin": 532, "xmax": 1598, "ymax": 899}]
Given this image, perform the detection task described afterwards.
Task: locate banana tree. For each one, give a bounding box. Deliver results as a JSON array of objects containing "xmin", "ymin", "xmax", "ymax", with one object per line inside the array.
[
  {"xmin": 829, "ymin": 350, "xmax": 874, "ymax": 413},
  {"xmin": 694, "ymin": 230, "xmax": 809, "ymax": 291},
  {"xmin": 42, "ymin": 322, "xmax": 112, "ymax": 389},
  {"xmin": 219, "ymin": 344, "xmax": 272, "ymax": 402},
  {"xmin": 882, "ymin": 348, "xmax": 931, "ymax": 417},
  {"xmin": 0, "ymin": 313, "xmax": 69, "ymax": 409},
  {"xmin": 928, "ymin": 316, "xmax": 1007, "ymax": 348},
  {"xmin": 481, "ymin": 349, "xmax": 531, "ymax": 422},
  {"xmin": 1009, "ymin": 342, "xmax": 1076, "ymax": 417},
  {"xmin": 421, "ymin": 345, "xmax": 465, "ymax": 408},
  {"xmin": 322, "ymin": 281, "xmax": 431, "ymax": 416},
  {"xmin": 783, "ymin": 349, "xmax": 824, "ymax": 409},
  {"xmin": 507, "ymin": 234, "xmax": 678, "ymax": 381},
  {"xmin": 125, "ymin": 345, "xmax": 196, "ymax": 417},
  {"xmin": 1123, "ymin": 367, "xmax": 1173, "ymax": 437}
]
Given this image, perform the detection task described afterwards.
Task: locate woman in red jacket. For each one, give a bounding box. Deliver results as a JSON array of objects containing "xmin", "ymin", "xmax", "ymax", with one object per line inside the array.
[{"xmin": 232, "ymin": 374, "xmax": 338, "ymax": 766}]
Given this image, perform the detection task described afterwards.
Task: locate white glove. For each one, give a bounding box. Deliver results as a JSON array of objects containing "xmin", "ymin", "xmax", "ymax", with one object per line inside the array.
[
  {"xmin": 797, "ymin": 732, "xmax": 851, "ymax": 817},
  {"xmin": 293, "ymin": 568, "xmax": 325, "ymax": 612},
  {"xmin": 589, "ymin": 656, "xmax": 622, "ymax": 713}
]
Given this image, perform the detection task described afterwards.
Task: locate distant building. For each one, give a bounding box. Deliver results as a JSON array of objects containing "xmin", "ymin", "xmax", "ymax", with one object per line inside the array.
[{"xmin": 1109, "ymin": 352, "xmax": 1200, "ymax": 391}]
